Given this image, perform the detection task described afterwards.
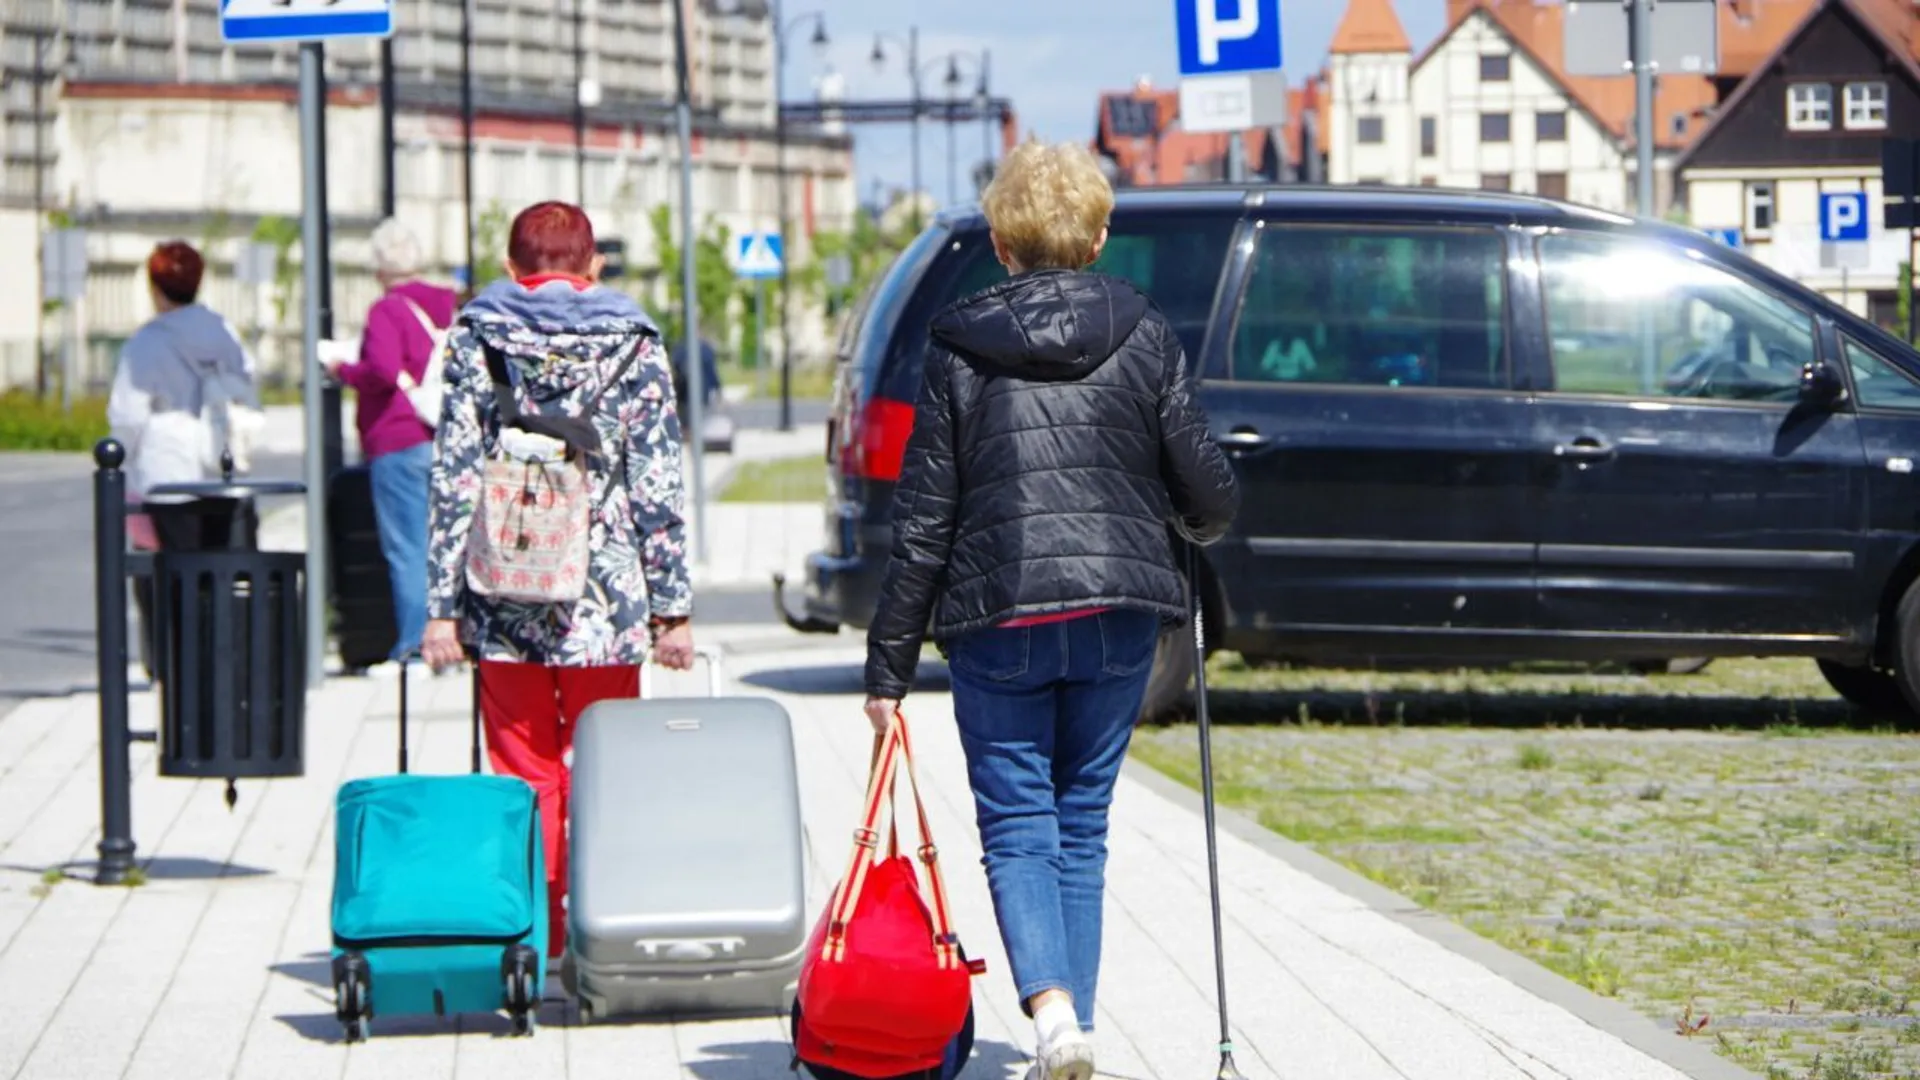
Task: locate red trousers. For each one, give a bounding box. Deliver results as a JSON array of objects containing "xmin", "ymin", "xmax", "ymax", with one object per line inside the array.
[{"xmin": 478, "ymin": 660, "xmax": 640, "ymax": 958}]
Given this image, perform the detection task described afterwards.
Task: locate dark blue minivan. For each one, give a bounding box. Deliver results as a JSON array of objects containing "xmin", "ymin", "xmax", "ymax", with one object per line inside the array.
[{"xmin": 773, "ymin": 186, "xmax": 1920, "ymax": 722}]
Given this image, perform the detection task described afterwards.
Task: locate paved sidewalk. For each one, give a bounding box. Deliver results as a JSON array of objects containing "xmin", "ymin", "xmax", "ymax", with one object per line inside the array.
[{"xmin": 0, "ymin": 621, "xmax": 1756, "ymax": 1080}]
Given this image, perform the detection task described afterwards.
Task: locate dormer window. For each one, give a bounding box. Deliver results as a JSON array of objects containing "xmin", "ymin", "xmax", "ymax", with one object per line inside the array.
[
  {"xmin": 1788, "ymin": 83, "xmax": 1832, "ymax": 131},
  {"xmin": 1845, "ymin": 81, "xmax": 1888, "ymax": 130}
]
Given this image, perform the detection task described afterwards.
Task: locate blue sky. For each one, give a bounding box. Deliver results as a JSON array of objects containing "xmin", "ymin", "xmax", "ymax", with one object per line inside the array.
[{"xmin": 775, "ymin": 0, "xmax": 1445, "ymax": 209}]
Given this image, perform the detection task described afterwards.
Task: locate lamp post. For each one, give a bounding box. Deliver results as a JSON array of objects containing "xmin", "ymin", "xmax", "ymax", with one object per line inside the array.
[
  {"xmin": 774, "ymin": 4, "xmax": 829, "ymax": 433},
  {"xmin": 574, "ymin": 0, "xmax": 587, "ymax": 205},
  {"xmin": 926, "ymin": 51, "xmax": 989, "ymax": 205},
  {"xmin": 870, "ymin": 29, "xmax": 923, "ymax": 231}
]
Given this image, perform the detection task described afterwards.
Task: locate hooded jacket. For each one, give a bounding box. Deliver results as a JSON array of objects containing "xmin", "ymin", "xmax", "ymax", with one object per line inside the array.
[
  {"xmin": 864, "ymin": 270, "xmax": 1240, "ymax": 700},
  {"xmin": 106, "ymin": 303, "xmax": 259, "ymax": 501},
  {"xmin": 426, "ymin": 277, "xmax": 690, "ymax": 667}
]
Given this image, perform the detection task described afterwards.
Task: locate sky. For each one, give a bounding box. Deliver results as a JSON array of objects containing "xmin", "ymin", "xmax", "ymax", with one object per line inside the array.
[{"xmin": 775, "ymin": 0, "xmax": 1446, "ymax": 209}]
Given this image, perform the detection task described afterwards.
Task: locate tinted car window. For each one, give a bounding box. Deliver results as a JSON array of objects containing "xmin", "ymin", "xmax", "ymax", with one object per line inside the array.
[
  {"xmin": 1228, "ymin": 225, "xmax": 1508, "ymax": 389},
  {"xmin": 851, "ymin": 224, "xmax": 949, "ymax": 400},
  {"xmin": 874, "ymin": 213, "xmax": 1236, "ymax": 403},
  {"xmin": 1845, "ymin": 337, "xmax": 1920, "ymax": 410},
  {"xmin": 1539, "ymin": 233, "xmax": 1816, "ymax": 404}
]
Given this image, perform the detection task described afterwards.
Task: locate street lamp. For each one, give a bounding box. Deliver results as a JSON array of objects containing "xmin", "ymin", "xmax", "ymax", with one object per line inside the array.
[
  {"xmin": 869, "ymin": 29, "xmax": 923, "ymax": 231},
  {"xmin": 929, "ymin": 51, "xmax": 989, "ymax": 205},
  {"xmin": 774, "ymin": 4, "xmax": 829, "ymax": 433}
]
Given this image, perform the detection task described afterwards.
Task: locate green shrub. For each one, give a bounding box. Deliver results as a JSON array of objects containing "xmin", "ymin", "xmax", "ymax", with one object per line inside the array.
[{"xmin": 0, "ymin": 390, "xmax": 111, "ymax": 452}]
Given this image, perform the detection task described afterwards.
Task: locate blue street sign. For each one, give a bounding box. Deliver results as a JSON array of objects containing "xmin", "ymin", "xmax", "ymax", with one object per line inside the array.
[
  {"xmin": 1820, "ymin": 191, "xmax": 1870, "ymax": 242},
  {"xmin": 1704, "ymin": 227, "xmax": 1742, "ymax": 249},
  {"xmin": 221, "ymin": 0, "xmax": 394, "ymax": 45},
  {"xmin": 734, "ymin": 233, "xmax": 784, "ymax": 279},
  {"xmin": 1174, "ymin": 0, "xmax": 1283, "ymax": 77}
]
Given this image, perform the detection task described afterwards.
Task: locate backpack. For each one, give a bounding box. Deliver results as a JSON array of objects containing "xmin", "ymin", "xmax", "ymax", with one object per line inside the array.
[
  {"xmin": 464, "ymin": 338, "xmax": 641, "ymax": 605},
  {"xmin": 394, "ymin": 297, "xmax": 452, "ymax": 429}
]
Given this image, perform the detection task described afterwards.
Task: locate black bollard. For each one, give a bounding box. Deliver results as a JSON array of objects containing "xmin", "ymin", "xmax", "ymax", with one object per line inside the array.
[{"xmin": 92, "ymin": 438, "xmax": 136, "ymax": 885}]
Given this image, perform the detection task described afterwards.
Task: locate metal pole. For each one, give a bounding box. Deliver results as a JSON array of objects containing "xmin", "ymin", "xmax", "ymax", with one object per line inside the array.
[
  {"xmin": 1631, "ymin": 0, "xmax": 1656, "ymax": 217},
  {"xmin": 910, "ymin": 27, "xmax": 921, "ymax": 231},
  {"xmin": 775, "ymin": 8, "xmax": 793, "ymax": 432},
  {"xmin": 315, "ymin": 50, "xmax": 342, "ymax": 486},
  {"xmin": 754, "ymin": 277, "xmax": 766, "ymax": 391},
  {"xmin": 671, "ymin": 0, "xmax": 708, "ymax": 565},
  {"xmin": 946, "ymin": 97, "xmax": 957, "ymax": 206},
  {"xmin": 299, "ymin": 43, "xmax": 329, "ymax": 688},
  {"xmin": 380, "ymin": 37, "xmax": 397, "ymax": 218},
  {"xmin": 461, "ymin": 0, "xmax": 477, "ymax": 287},
  {"xmin": 981, "ymin": 50, "xmax": 993, "ymax": 190},
  {"xmin": 1909, "ymin": 228, "xmax": 1917, "ymax": 344},
  {"xmin": 92, "ymin": 438, "xmax": 135, "ymax": 885},
  {"xmin": 574, "ymin": 0, "xmax": 587, "ymax": 205},
  {"xmin": 32, "ymin": 33, "xmax": 47, "ymax": 402},
  {"xmin": 1227, "ymin": 132, "xmax": 1247, "ymax": 184}
]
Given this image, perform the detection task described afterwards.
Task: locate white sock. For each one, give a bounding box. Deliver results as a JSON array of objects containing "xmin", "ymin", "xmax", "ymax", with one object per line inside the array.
[{"xmin": 1034, "ymin": 998, "xmax": 1079, "ymax": 1048}]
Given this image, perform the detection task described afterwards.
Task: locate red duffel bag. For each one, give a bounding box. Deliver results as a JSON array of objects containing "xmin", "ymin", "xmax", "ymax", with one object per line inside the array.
[{"xmin": 794, "ymin": 712, "xmax": 983, "ymax": 1078}]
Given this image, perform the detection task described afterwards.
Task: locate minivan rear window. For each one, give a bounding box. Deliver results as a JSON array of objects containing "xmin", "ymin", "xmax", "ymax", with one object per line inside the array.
[{"xmin": 867, "ymin": 210, "xmax": 1236, "ymax": 405}]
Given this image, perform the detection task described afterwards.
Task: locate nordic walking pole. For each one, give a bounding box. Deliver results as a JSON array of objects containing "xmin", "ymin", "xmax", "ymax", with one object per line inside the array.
[{"xmin": 1188, "ymin": 543, "xmax": 1246, "ymax": 1080}]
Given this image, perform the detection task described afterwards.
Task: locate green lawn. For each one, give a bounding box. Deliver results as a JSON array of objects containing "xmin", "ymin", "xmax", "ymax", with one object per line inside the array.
[
  {"xmin": 717, "ymin": 453, "xmax": 825, "ymax": 503},
  {"xmin": 718, "ymin": 361, "xmax": 837, "ymax": 402}
]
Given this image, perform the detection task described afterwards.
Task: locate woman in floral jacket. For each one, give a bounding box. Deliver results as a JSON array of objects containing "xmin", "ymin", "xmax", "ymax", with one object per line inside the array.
[{"xmin": 421, "ymin": 201, "xmax": 694, "ymax": 960}]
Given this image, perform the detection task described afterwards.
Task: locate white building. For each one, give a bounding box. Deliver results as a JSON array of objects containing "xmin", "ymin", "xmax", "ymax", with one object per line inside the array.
[{"xmin": 0, "ymin": 0, "xmax": 856, "ymax": 390}]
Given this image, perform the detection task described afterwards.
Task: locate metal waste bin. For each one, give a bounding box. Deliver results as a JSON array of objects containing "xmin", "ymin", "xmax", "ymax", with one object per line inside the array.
[{"xmin": 148, "ymin": 479, "xmax": 308, "ymax": 782}]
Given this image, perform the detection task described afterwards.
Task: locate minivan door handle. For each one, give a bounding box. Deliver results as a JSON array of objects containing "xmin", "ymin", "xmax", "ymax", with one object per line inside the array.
[
  {"xmin": 1216, "ymin": 427, "xmax": 1270, "ymax": 450},
  {"xmin": 1554, "ymin": 437, "xmax": 1615, "ymax": 463}
]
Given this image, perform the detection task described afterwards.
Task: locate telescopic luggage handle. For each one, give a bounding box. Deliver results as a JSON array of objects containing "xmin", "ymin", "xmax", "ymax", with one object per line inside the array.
[
  {"xmin": 638, "ymin": 645, "xmax": 725, "ymax": 698},
  {"xmin": 396, "ymin": 649, "xmax": 483, "ymax": 776}
]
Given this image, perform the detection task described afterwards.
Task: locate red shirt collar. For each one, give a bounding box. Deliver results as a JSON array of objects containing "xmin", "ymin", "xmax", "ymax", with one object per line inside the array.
[{"xmin": 516, "ymin": 272, "xmax": 594, "ymax": 291}]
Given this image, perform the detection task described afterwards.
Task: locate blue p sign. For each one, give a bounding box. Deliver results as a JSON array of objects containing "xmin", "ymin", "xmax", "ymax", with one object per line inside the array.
[
  {"xmin": 1821, "ymin": 192, "xmax": 1869, "ymax": 242},
  {"xmin": 1175, "ymin": 0, "xmax": 1283, "ymax": 76}
]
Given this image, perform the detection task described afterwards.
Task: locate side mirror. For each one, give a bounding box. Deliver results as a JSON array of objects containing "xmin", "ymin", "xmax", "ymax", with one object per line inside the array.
[{"xmin": 1799, "ymin": 361, "xmax": 1849, "ymax": 408}]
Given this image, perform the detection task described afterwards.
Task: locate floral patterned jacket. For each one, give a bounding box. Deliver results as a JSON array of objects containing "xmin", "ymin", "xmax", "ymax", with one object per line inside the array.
[{"xmin": 426, "ymin": 277, "xmax": 691, "ymax": 666}]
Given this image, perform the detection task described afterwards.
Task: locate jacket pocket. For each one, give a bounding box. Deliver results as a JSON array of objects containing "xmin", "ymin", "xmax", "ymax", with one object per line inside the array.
[
  {"xmin": 1098, "ymin": 609, "xmax": 1159, "ymax": 677},
  {"xmin": 949, "ymin": 627, "xmax": 1030, "ymax": 683}
]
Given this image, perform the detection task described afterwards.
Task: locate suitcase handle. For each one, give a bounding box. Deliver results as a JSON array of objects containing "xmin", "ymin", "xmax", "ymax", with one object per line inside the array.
[
  {"xmin": 397, "ymin": 650, "xmax": 484, "ymax": 776},
  {"xmin": 638, "ymin": 645, "xmax": 724, "ymax": 698}
]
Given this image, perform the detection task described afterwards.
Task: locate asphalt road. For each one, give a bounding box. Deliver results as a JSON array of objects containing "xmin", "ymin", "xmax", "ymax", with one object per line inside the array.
[{"xmin": 0, "ymin": 398, "xmax": 830, "ymax": 714}]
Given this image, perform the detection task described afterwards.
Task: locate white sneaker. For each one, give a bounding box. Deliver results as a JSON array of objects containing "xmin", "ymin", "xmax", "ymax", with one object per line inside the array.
[{"xmin": 1034, "ymin": 1028, "xmax": 1095, "ymax": 1080}]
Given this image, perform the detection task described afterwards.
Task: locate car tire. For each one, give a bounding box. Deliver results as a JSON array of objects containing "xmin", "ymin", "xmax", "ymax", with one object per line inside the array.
[
  {"xmin": 1887, "ymin": 576, "xmax": 1920, "ymax": 718},
  {"xmin": 1816, "ymin": 658, "xmax": 1910, "ymax": 717},
  {"xmin": 1627, "ymin": 657, "xmax": 1713, "ymax": 676},
  {"xmin": 1137, "ymin": 624, "xmax": 1196, "ymax": 724}
]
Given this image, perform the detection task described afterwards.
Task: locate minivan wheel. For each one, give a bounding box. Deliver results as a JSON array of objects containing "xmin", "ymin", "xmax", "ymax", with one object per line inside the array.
[
  {"xmin": 1816, "ymin": 659, "xmax": 1910, "ymax": 717},
  {"xmin": 1888, "ymin": 576, "xmax": 1920, "ymax": 718},
  {"xmin": 1137, "ymin": 626, "xmax": 1196, "ymax": 724}
]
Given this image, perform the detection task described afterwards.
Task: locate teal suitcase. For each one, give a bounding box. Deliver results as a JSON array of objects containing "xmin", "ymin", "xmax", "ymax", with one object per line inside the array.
[{"xmin": 329, "ymin": 662, "xmax": 546, "ymax": 1041}]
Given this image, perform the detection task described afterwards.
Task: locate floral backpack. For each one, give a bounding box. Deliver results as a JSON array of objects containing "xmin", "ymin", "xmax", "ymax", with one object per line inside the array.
[{"xmin": 465, "ymin": 339, "xmax": 640, "ymax": 604}]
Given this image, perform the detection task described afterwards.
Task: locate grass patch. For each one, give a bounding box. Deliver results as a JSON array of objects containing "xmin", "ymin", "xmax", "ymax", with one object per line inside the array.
[
  {"xmin": 0, "ymin": 390, "xmax": 110, "ymax": 451},
  {"xmin": 1132, "ymin": 656, "xmax": 1920, "ymax": 1079},
  {"xmin": 717, "ymin": 453, "xmax": 824, "ymax": 503},
  {"xmin": 717, "ymin": 361, "xmax": 836, "ymax": 402}
]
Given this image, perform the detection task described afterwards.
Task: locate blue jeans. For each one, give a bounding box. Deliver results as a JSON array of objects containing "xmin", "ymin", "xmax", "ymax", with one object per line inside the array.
[
  {"xmin": 369, "ymin": 441, "xmax": 432, "ymax": 661},
  {"xmin": 945, "ymin": 607, "xmax": 1160, "ymax": 1033}
]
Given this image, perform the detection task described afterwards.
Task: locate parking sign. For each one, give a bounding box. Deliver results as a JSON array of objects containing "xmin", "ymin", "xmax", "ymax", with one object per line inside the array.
[
  {"xmin": 1174, "ymin": 0, "xmax": 1283, "ymax": 77},
  {"xmin": 1820, "ymin": 192, "xmax": 1869, "ymax": 243}
]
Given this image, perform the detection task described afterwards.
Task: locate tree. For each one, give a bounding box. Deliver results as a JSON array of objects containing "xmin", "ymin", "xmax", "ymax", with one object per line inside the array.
[
  {"xmin": 471, "ymin": 202, "xmax": 512, "ymax": 293},
  {"xmin": 792, "ymin": 207, "xmax": 913, "ymax": 326},
  {"xmin": 647, "ymin": 204, "xmax": 740, "ymax": 355}
]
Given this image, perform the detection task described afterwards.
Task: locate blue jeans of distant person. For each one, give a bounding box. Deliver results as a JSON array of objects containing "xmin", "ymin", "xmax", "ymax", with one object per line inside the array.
[
  {"xmin": 945, "ymin": 607, "xmax": 1161, "ymax": 1033},
  {"xmin": 369, "ymin": 441, "xmax": 432, "ymax": 661}
]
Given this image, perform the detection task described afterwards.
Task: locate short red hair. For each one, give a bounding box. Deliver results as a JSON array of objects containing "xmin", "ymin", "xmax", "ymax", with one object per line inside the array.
[
  {"xmin": 148, "ymin": 241, "xmax": 205, "ymax": 306},
  {"xmin": 508, "ymin": 201, "xmax": 596, "ymax": 275}
]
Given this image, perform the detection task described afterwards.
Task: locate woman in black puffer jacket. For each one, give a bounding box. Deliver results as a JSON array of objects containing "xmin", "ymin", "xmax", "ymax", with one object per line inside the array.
[{"xmin": 862, "ymin": 138, "xmax": 1239, "ymax": 1080}]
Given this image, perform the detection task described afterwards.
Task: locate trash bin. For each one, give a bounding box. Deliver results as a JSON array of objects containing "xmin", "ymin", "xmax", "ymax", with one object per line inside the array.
[{"xmin": 147, "ymin": 479, "xmax": 308, "ymax": 783}]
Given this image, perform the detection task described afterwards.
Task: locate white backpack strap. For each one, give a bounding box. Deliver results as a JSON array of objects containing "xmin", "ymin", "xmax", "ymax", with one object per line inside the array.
[{"xmin": 398, "ymin": 296, "xmax": 442, "ymax": 335}]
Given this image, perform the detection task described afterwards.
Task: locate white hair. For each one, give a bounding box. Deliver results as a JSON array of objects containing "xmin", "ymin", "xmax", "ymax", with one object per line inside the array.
[{"xmin": 369, "ymin": 217, "xmax": 425, "ymax": 280}]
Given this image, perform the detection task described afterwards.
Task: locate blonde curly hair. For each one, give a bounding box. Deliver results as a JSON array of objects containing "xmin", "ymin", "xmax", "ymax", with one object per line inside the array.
[{"xmin": 980, "ymin": 138, "xmax": 1114, "ymax": 271}]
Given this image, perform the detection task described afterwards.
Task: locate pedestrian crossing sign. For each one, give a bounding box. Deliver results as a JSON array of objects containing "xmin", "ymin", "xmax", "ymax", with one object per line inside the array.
[{"xmin": 734, "ymin": 233, "xmax": 784, "ymax": 279}]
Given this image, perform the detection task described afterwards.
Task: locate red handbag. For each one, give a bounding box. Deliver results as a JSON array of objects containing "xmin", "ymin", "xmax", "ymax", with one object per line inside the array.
[{"xmin": 794, "ymin": 714, "xmax": 984, "ymax": 1078}]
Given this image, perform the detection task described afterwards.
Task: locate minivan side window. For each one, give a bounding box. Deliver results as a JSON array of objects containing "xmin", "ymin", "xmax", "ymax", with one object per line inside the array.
[
  {"xmin": 1843, "ymin": 337, "xmax": 1920, "ymax": 410},
  {"xmin": 1538, "ymin": 233, "xmax": 1817, "ymax": 404},
  {"xmin": 1227, "ymin": 225, "xmax": 1509, "ymax": 389}
]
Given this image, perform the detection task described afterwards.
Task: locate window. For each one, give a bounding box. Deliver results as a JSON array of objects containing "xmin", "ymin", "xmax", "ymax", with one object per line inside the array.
[
  {"xmin": 1228, "ymin": 225, "xmax": 1508, "ymax": 390},
  {"xmin": 1843, "ymin": 338, "xmax": 1920, "ymax": 409},
  {"xmin": 1747, "ymin": 181, "xmax": 1775, "ymax": 235},
  {"xmin": 1481, "ymin": 172, "xmax": 1512, "ymax": 191},
  {"xmin": 1420, "ymin": 115, "xmax": 1437, "ymax": 157},
  {"xmin": 1670, "ymin": 113, "xmax": 1688, "ymax": 138},
  {"xmin": 1845, "ymin": 81, "xmax": 1888, "ymax": 130},
  {"xmin": 1536, "ymin": 110, "xmax": 1567, "ymax": 142},
  {"xmin": 1537, "ymin": 171, "xmax": 1569, "ymax": 200},
  {"xmin": 1480, "ymin": 54, "xmax": 1510, "ymax": 82},
  {"xmin": 1480, "ymin": 112, "xmax": 1511, "ymax": 143},
  {"xmin": 1788, "ymin": 83, "xmax": 1833, "ymax": 131},
  {"xmin": 1357, "ymin": 116, "xmax": 1384, "ymax": 144},
  {"xmin": 1538, "ymin": 233, "xmax": 1816, "ymax": 404}
]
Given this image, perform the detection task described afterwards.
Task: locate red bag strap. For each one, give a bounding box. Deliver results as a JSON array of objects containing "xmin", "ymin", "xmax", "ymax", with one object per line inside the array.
[{"xmin": 820, "ymin": 711, "xmax": 963, "ymax": 971}]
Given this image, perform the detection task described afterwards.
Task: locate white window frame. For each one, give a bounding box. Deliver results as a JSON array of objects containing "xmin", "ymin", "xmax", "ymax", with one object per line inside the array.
[
  {"xmin": 1845, "ymin": 81, "xmax": 1888, "ymax": 130},
  {"xmin": 1746, "ymin": 181, "xmax": 1775, "ymax": 238},
  {"xmin": 1788, "ymin": 83, "xmax": 1833, "ymax": 131}
]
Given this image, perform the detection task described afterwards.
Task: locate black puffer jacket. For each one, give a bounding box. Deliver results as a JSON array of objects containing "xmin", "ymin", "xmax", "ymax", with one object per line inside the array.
[{"xmin": 864, "ymin": 270, "xmax": 1240, "ymax": 700}]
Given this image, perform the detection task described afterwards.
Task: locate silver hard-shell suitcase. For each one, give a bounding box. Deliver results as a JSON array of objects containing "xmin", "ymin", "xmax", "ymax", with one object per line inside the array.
[{"xmin": 565, "ymin": 648, "xmax": 808, "ymax": 1022}]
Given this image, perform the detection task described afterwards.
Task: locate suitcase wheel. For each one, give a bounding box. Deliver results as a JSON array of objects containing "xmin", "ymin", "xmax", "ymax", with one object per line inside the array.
[
  {"xmin": 332, "ymin": 952, "xmax": 372, "ymax": 1043},
  {"xmin": 501, "ymin": 944, "xmax": 538, "ymax": 1036}
]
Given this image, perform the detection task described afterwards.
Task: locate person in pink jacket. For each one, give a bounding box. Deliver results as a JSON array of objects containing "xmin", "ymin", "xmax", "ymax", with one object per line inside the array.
[{"xmin": 324, "ymin": 218, "xmax": 458, "ymax": 662}]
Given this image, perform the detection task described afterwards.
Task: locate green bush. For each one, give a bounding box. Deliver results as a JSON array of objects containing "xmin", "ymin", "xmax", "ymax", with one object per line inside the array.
[{"xmin": 0, "ymin": 390, "xmax": 111, "ymax": 451}]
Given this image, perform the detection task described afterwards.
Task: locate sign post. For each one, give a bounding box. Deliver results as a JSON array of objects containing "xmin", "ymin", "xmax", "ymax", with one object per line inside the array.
[
  {"xmin": 40, "ymin": 227, "xmax": 86, "ymax": 413},
  {"xmin": 1883, "ymin": 138, "xmax": 1919, "ymax": 342},
  {"xmin": 1820, "ymin": 191, "xmax": 1871, "ymax": 313},
  {"xmin": 1172, "ymin": 0, "xmax": 1286, "ymax": 182},
  {"xmin": 732, "ymin": 231, "xmax": 783, "ymax": 400},
  {"xmin": 1565, "ymin": 0, "xmax": 1719, "ymax": 217},
  {"xmin": 222, "ymin": 0, "xmax": 394, "ymax": 687}
]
